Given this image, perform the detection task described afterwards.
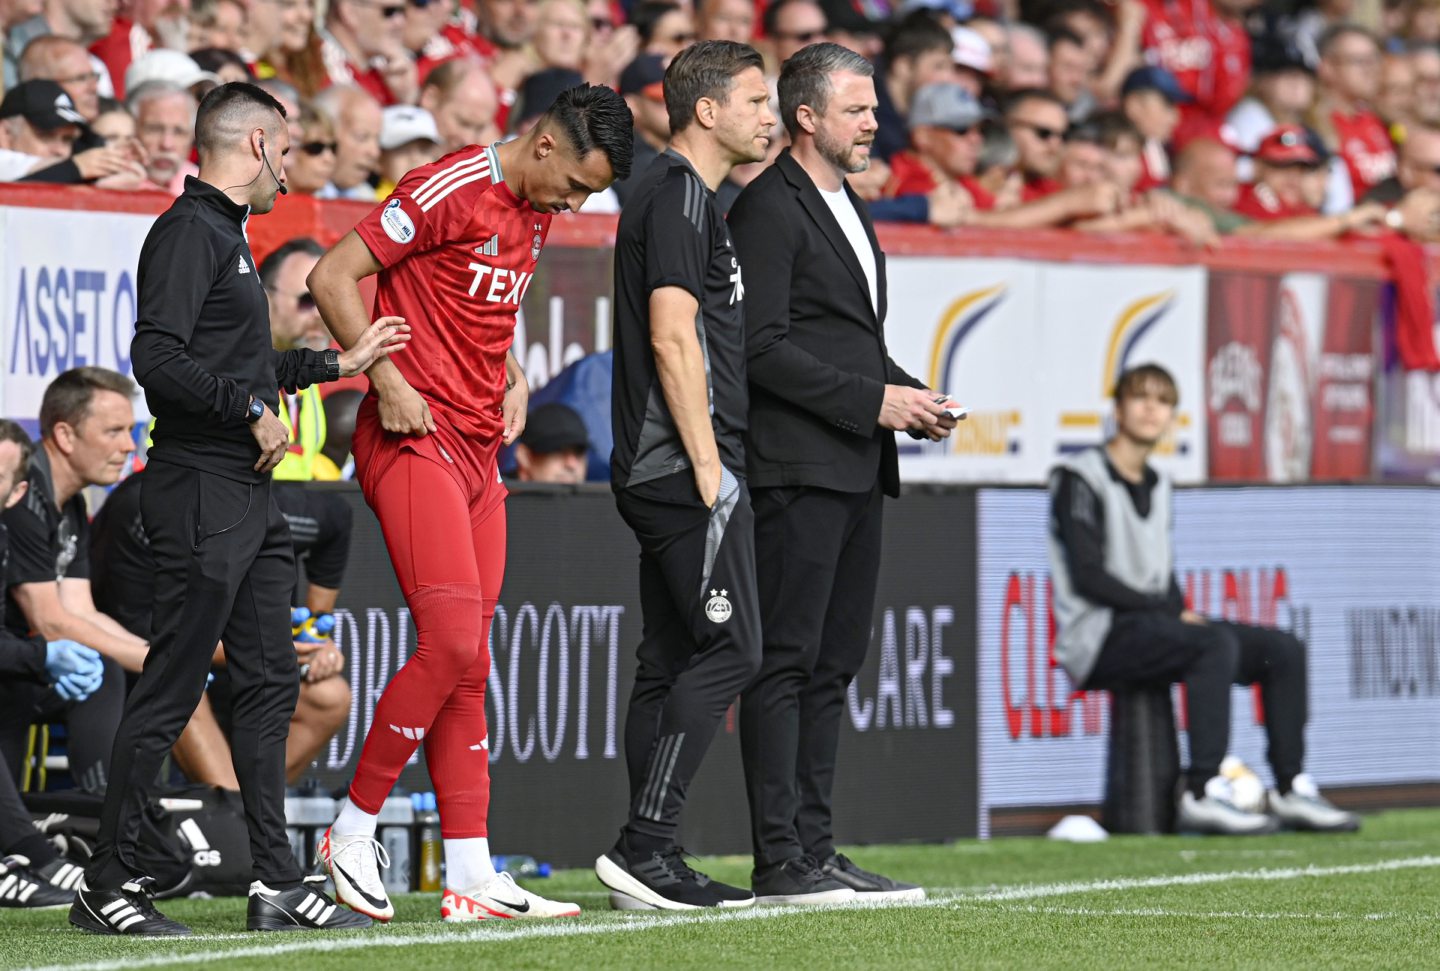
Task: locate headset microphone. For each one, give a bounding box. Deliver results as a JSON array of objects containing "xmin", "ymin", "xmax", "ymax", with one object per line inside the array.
[{"xmin": 259, "ymin": 135, "xmax": 288, "ymax": 195}]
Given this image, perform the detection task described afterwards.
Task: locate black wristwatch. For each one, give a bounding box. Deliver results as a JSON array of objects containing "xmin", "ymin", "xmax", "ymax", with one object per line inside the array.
[
  {"xmin": 323, "ymin": 348, "xmax": 341, "ymax": 382},
  {"xmin": 244, "ymin": 395, "xmax": 265, "ymax": 424}
]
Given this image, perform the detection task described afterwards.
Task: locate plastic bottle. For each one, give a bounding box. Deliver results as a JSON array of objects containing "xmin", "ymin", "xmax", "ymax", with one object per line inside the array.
[
  {"xmin": 295, "ymin": 611, "xmax": 336, "ymax": 643},
  {"xmin": 491, "ymin": 855, "xmax": 552, "ymax": 878},
  {"xmin": 378, "ymin": 794, "xmax": 414, "ymax": 894},
  {"xmin": 417, "ymin": 792, "xmax": 442, "ymax": 891}
]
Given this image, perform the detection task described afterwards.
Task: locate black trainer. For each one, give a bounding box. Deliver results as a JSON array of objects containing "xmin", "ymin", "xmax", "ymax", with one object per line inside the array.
[
  {"xmin": 35, "ymin": 857, "xmax": 86, "ymax": 893},
  {"xmin": 247, "ymin": 876, "xmax": 374, "ymax": 932},
  {"xmin": 69, "ymin": 875, "xmax": 193, "ymax": 935},
  {"xmin": 752, "ymin": 855, "xmax": 857, "ymax": 906},
  {"xmin": 818, "ymin": 854, "xmax": 926, "ymax": 902},
  {"xmin": 595, "ymin": 838, "xmax": 755, "ymax": 911},
  {"xmin": 0, "ymin": 855, "xmax": 75, "ymax": 908}
]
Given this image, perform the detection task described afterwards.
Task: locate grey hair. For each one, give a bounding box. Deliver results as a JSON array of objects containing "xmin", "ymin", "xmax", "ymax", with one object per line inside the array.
[
  {"xmin": 777, "ymin": 41, "xmax": 872, "ymax": 139},
  {"xmin": 1007, "ymin": 21, "xmax": 1046, "ymax": 50},
  {"xmin": 126, "ymin": 80, "xmax": 197, "ymax": 119}
]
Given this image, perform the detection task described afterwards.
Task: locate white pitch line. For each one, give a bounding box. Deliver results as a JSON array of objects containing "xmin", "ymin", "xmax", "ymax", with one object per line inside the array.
[
  {"xmin": 998, "ymin": 905, "xmax": 1397, "ymax": 921},
  {"xmin": 21, "ymin": 854, "xmax": 1440, "ymax": 971},
  {"xmin": 969, "ymin": 854, "xmax": 1440, "ymax": 902}
]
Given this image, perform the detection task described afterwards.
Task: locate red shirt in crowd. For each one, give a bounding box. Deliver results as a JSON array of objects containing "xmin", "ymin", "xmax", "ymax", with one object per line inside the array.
[
  {"xmin": 1022, "ymin": 176, "xmax": 1063, "ymax": 202},
  {"xmin": 1141, "ymin": 0, "xmax": 1250, "ymax": 124},
  {"xmin": 90, "ymin": 17, "xmax": 149, "ymax": 98},
  {"xmin": 959, "ymin": 175, "xmax": 996, "ymax": 210},
  {"xmin": 1233, "ymin": 183, "xmax": 1317, "ymax": 220},
  {"xmin": 884, "ymin": 151, "xmax": 939, "ymax": 197},
  {"xmin": 355, "ymin": 143, "xmax": 551, "ymax": 442},
  {"xmin": 1331, "ymin": 109, "xmax": 1396, "ymax": 202}
]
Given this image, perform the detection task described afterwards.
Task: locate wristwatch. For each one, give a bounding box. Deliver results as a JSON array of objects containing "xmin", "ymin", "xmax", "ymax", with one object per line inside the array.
[
  {"xmin": 322, "ymin": 348, "xmax": 341, "ymax": 382},
  {"xmin": 244, "ymin": 395, "xmax": 265, "ymax": 424}
]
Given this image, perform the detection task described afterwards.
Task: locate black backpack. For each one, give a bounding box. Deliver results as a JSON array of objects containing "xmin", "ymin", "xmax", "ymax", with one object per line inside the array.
[{"xmin": 26, "ymin": 786, "xmax": 256, "ymax": 897}]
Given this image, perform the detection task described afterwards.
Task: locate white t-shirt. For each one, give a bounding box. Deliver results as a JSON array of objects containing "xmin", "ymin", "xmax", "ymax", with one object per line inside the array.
[{"xmin": 817, "ymin": 184, "xmax": 878, "ymax": 317}]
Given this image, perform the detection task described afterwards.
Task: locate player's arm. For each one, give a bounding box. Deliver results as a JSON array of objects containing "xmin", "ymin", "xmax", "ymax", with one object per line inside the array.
[
  {"xmin": 650, "ymin": 286, "xmax": 722, "ymax": 508},
  {"xmin": 502, "ymin": 350, "xmax": 529, "ymax": 446},
  {"xmin": 12, "ymin": 581, "xmax": 148, "ymax": 672},
  {"xmin": 309, "ymin": 231, "xmax": 434, "ymax": 436}
]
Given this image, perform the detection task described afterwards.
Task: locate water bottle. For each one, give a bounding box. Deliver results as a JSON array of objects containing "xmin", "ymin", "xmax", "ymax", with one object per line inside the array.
[
  {"xmin": 294, "ymin": 610, "xmax": 336, "ymax": 643},
  {"xmin": 416, "ymin": 792, "xmax": 442, "ymax": 892},
  {"xmin": 378, "ymin": 795, "xmax": 415, "ymax": 894},
  {"xmin": 492, "ymin": 855, "xmax": 551, "ymax": 878}
]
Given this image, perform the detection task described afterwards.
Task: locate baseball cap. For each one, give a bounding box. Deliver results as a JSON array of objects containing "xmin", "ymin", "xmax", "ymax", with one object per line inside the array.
[
  {"xmin": 517, "ymin": 68, "xmax": 585, "ymax": 125},
  {"xmin": 950, "ymin": 26, "xmax": 993, "ymax": 75},
  {"xmin": 520, "ymin": 403, "xmax": 589, "ymax": 454},
  {"xmin": 125, "ymin": 49, "xmax": 222, "ymax": 93},
  {"xmin": 619, "ymin": 54, "xmax": 666, "ymax": 101},
  {"xmin": 380, "ymin": 105, "xmax": 441, "ymax": 151},
  {"xmin": 0, "ymin": 80, "xmax": 86, "ymax": 131},
  {"xmin": 909, "ymin": 82, "xmax": 985, "ymax": 132},
  {"xmin": 1120, "ymin": 65, "xmax": 1194, "ymax": 105},
  {"xmin": 1254, "ymin": 124, "xmax": 1323, "ymax": 167}
]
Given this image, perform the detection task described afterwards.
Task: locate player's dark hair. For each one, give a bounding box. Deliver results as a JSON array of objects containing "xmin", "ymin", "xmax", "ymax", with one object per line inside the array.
[
  {"xmin": 778, "ymin": 42, "xmax": 872, "ymax": 138},
  {"xmin": 195, "ymin": 81, "xmax": 287, "ymax": 160},
  {"xmin": 545, "ymin": 82, "xmax": 636, "ymax": 181},
  {"xmin": 882, "ymin": 11, "xmax": 952, "ymax": 66},
  {"xmin": 664, "ymin": 39, "xmax": 765, "ymax": 135},
  {"xmin": 1113, "ymin": 363, "xmax": 1179, "ymax": 405},
  {"xmin": 260, "ymin": 236, "xmax": 326, "ymax": 289},
  {"xmin": 0, "ymin": 420, "xmax": 33, "ymax": 494},
  {"xmin": 40, "ymin": 367, "xmax": 136, "ymax": 440}
]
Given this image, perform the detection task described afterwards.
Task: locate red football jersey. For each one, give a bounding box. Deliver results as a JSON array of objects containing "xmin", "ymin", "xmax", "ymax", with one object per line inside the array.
[
  {"xmin": 1141, "ymin": 0, "xmax": 1251, "ymax": 123},
  {"xmin": 1331, "ymin": 109, "xmax": 1396, "ymax": 201},
  {"xmin": 1233, "ymin": 183, "xmax": 1316, "ymax": 220},
  {"xmin": 355, "ymin": 143, "xmax": 551, "ymax": 443}
]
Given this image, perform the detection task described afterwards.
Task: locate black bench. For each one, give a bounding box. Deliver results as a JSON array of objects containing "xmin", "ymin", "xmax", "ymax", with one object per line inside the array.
[{"xmin": 1102, "ymin": 684, "xmax": 1181, "ymax": 835}]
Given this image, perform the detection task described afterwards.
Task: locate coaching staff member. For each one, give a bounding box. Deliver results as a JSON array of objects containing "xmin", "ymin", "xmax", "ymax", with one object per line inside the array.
[
  {"xmin": 600, "ymin": 40, "xmax": 774, "ymax": 912},
  {"xmin": 71, "ymin": 82, "xmax": 405, "ymax": 937},
  {"xmin": 729, "ymin": 43, "xmax": 956, "ymax": 905}
]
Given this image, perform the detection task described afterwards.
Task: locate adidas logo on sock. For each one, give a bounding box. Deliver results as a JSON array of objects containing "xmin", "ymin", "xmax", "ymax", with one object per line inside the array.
[{"xmin": 390, "ymin": 724, "xmax": 426, "ymax": 740}]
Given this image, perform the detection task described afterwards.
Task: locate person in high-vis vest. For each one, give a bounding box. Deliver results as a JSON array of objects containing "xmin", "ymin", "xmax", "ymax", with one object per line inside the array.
[
  {"xmin": 262, "ymin": 238, "xmax": 342, "ymax": 481},
  {"xmin": 1048, "ymin": 363, "xmax": 1359, "ymax": 836}
]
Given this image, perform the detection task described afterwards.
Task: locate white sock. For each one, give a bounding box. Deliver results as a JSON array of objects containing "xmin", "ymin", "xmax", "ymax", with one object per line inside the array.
[
  {"xmin": 445, "ymin": 837, "xmax": 495, "ymax": 890},
  {"xmin": 332, "ymin": 798, "xmax": 378, "ymax": 839}
]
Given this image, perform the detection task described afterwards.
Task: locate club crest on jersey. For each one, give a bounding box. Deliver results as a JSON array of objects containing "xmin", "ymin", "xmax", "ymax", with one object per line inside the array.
[
  {"xmin": 531, "ymin": 222, "xmax": 543, "ymax": 261},
  {"xmin": 381, "ymin": 198, "xmax": 416, "ymax": 245},
  {"xmin": 705, "ymin": 589, "xmax": 732, "ymax": 624}
]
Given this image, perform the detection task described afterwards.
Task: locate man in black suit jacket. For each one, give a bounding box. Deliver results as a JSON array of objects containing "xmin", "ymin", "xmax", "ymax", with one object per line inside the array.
[{"xmin": 729, "ymin": 42, "xmax": 956, "ymax": 905}]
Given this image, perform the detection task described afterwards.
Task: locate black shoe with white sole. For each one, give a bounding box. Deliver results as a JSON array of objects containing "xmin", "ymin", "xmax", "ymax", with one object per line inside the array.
[
  {"xmin": 595, "ymin": 838, "xmax": 754, "ymax": 910},
  {"xmin": 35, "ymin": 857, "xmax": 86, "ymax": 893},
  {"xmin": 69, "ymin": 876, "xmax": 193, "ymax": 935},
  {"xmin": 247, "ymin": 876, "xmax": 374, "ymax": 932},
  {"xmin": 752, "ymin": 855, "xmax": 857, "ymax": 905},
  {"xmin": 0, "ymin": 856, "xmax": 75, "ymax": 908},
  {"xmin": 818, "ymin": 854, "xmax": 926, "ymax": 902}
]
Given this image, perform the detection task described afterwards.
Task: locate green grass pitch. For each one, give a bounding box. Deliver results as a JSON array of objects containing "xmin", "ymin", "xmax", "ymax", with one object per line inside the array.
[{"xmin": 5, "ymin": 807, "xmax": 1438, "ymax": 970}]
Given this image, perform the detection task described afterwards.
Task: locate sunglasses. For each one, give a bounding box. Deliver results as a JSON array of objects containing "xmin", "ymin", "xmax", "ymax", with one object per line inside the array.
[
  {"xmin": 380, "ymin": 3, "xmax": 404, "ymax": 15},
  {"xmin": 1012, "ymin": 119, "xmax": 1067, "ymax": 141},
  {"xmin": 776, "ymin": 28, "xmax": 825, "ymax": 42},
  {"xmin": 300, "ymin": 140, "xmax": 338, "ymax": 155},
  {"xmin": 665, "ymin": 31, "xmax": 697, "ymax": 43}
]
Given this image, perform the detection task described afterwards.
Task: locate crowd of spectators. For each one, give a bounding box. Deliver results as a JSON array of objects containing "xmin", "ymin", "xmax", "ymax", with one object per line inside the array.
[{"xmin": 2, "ymin": 0, "xmax": 1440, "ymax": 240}]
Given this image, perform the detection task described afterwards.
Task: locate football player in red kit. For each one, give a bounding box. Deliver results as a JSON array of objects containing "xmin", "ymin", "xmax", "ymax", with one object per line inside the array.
[{"xmin": 307, "ymin": 84, "xmax": 633, "ymax": 923}]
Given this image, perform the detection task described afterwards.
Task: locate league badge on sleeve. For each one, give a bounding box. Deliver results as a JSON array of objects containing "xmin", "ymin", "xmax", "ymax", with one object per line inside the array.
[
  {"xmin": 532, "ymin": 222, "xmax": 543, "ymax": 261},
  {"xmin": 381, "ymin": 199, "xmax": 416, "ymax": 245}
]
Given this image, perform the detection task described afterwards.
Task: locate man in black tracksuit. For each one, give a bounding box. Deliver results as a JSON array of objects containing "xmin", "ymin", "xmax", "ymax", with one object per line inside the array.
[
  {"xmin": 599, "ymin": 41, "xmax": 775, "ymax": 912},
  {"xmin": 70, "ymin": 82, "xmax": 402, "ymax": 937}
]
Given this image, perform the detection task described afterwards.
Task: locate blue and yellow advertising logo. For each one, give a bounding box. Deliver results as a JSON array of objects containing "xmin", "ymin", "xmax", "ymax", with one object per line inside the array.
[
  {"xmin": 925, "ymin": 284, "xmax": 1021, "ymax": 456},
  {"xmin": 1056, "ymin": 291, "xmax": 1192, "ymax": 456}
]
